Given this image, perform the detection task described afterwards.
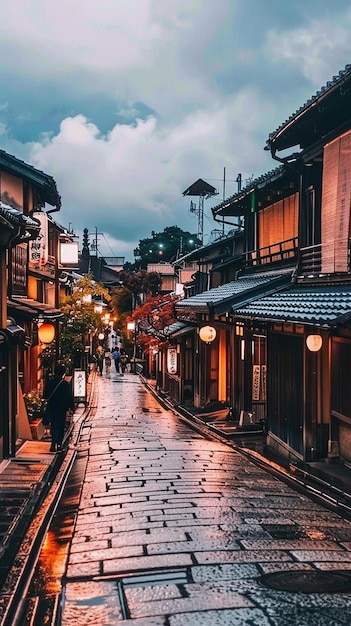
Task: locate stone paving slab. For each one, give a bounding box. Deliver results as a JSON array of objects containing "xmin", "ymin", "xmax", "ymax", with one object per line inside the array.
[{"xmin": 61, "ymin": 373, "xmax": 351, "ymax": 623}]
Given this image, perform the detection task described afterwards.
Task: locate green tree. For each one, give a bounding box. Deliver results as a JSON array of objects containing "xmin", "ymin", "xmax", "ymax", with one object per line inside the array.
[
  {"xmin": 133, "ymin": 226, "xmax": 201, "ymax": 269},
  {"xmin": 59, "ymin": 274, "xmax": 110, "ymax": 371}
]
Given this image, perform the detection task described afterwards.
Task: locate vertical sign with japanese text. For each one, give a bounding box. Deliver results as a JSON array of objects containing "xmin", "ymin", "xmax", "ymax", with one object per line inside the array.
[
  {"xmin": 73, "ymin": 370, "xmax": 86, "ymax": 401},
  {"xmin": 29, "ymin": 211, "xmax": 48, "ymax": 267},
  {"xmin": 167, "ymin": 348, "xmax": 177, "ymax": 375}
]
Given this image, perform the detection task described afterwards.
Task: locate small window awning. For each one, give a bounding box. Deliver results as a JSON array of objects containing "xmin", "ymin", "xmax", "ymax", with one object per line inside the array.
[
  {"xmin": 176, "ymin": 270, "xmax": 294, "ymax": 316},
  {"xmin": 233, "ymin": 284, "xmax": 351, "ymax": 328},
  {"xmin": 8, "ymin": 298, "xmax": 63, "ymax": 321}
]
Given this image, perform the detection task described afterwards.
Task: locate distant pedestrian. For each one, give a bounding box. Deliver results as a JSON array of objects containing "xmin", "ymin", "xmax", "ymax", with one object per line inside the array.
[
  {"xmin": 120, "ymin": 351, "xmax": 128, "ymax": 374},
  {"xmin": 112, "ymin": 347, "xmax": 120, "ymax": 373},
  {"xmin": 96, "ymin": 352, "xmax": 104, "ymax": 375},
  {"xmin": 44, "ymin": 363, "xmax": 74, "ymax": 453},
  {"xmin": 105, "ymin": 352, "xmax": 112, "ymax": 376}
]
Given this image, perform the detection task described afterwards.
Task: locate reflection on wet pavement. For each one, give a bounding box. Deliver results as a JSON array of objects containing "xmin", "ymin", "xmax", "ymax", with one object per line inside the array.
[{"xmin": 35, "ymin": 373, "xmax": 351, "ymax": 624}]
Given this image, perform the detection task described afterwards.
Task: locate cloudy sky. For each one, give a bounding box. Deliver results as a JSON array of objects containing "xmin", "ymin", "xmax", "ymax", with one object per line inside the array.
[{"xmin": 1, "ymin": 0, "xmax": 351, "ymax": 261}]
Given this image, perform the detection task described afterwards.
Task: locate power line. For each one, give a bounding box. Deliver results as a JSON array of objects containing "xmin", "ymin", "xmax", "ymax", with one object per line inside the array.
[{"xmin": 101, "ymin": 233, "xmax": 118, "ymax": 257}]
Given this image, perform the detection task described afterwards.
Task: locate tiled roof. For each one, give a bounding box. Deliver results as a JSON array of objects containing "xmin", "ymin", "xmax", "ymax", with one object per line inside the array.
[
  {"xmin": 234, "ymin": 285, "xmax": 351, "ymax": 327},
  {"xmin": 173, "ymin": 230, "xmax": 239, "ymax": 265},
  {"xmin": 265, "ymin": 64, "xmax": 351, "ymax": 151},
  {"xmin": 176, "ymin": 270, "xmax": 293, "ymax": 315},
  {"xmin": 0, "ymin": 150, "xmax": 61, "ymax": 208},
  {"xmin": 163, "ymin": 321, "xmax": 195, "ymax": 338},
  {"xmin": 8, "ymin": 297, "xmax": 63, "ymax": 320},
  {"xmin": 211, "ymin": 166, "xmax": 284, "ymax": 217},
  {"xmin": 0, "ymin": 202, "xmax": 40, "ymax": 230}
]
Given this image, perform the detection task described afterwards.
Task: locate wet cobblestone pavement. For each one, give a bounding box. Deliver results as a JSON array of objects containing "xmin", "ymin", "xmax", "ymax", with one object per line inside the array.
[{"xmin": 61, "ymin": 373, "xmax": 351, "ymax": 625}]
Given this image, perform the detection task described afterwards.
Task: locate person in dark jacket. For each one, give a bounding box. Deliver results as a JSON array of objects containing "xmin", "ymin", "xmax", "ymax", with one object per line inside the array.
[
  {"xmin": 96, "ymin": 351, "xmax": 104, "ymax": 375},
  {"xmin": 44, "ymin": 363, "xmax": 74, "ymax": 452}
]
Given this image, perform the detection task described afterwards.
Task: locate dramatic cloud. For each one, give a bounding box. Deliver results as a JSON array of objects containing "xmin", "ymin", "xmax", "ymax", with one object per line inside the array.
[{"xmin": 1, "ymin": 0, "xmax": 351, "ymax": 260}]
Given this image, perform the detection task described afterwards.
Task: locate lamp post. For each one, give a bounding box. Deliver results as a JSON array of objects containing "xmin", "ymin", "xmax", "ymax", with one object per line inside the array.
[
  {"xmin": 306, "ymin": 333, "xmax": 323, "ymax": 461},
  {"xmin": 127, "ymin": 321, "xmax": 137, "ymax": 373}
]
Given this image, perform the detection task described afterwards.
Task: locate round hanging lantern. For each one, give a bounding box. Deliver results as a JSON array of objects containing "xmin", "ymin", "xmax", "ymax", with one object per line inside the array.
[
  {"xmin": 199, "ymin": 325, "xmax": 217, "ymax": 343},
  {"xmin": 38, "ymin": 322, "xmax": 56, "ymax": 344},
  {"xmin": 98, "ymin": 332, "xmax": 105, "ymax": 341},
  {"xmin": 306, "ymin": 334, "xmax": 322, "ymax": 352}
]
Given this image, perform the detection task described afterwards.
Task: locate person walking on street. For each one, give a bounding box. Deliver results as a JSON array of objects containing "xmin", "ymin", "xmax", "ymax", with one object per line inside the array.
[
  {"xmin": 112, "ymin": 347, "xmax": 120, "ymax": 373},
  {"xmin": 104, "ymin": 351, "xmax": 112, "ymax": 376},
  {"xmin": 96, "ymin": 351, "xmax": 104, "ymax": 376},
  {"xmin": 120, "ymin": 351, "xmax": 128, "ymax": 374},
  {"xmin": 44, "ymin": 363, "xmax": 74, "ymax": 452}
]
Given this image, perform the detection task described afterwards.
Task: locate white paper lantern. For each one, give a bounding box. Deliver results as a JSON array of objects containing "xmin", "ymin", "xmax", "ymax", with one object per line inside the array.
[
  {"xmin": 306, "ymin": 334, "xmax": 322, "ymax": 352},
  {"xmin": 199, "ymin": 325, "xmax": 216, "ymax": 343}
]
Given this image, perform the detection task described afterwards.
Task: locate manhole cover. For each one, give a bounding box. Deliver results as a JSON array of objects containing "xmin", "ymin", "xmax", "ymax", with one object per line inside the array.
[{"xmin": 259, "ymin": 570, "xmax": 351, "ymax": 593}]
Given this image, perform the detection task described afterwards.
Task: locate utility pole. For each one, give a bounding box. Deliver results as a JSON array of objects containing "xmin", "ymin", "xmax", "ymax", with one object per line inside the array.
[
  {"xmin": 222, "ymin": 167, "xmax": 226, "ymax": 234},
  {"xmin": 88, "ymin": 227, "xmax": 103, "ymax": 257}
]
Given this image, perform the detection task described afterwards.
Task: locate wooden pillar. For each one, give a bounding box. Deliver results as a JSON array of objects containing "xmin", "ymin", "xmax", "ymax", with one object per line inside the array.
[{"xmin": 0, "ymin": 248, "xmax": 7, "ymax": 328}]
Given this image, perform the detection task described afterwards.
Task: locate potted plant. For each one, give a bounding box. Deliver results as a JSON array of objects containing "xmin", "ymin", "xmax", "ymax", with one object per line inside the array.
[
  {"xmin": 23, "ymin": 390, "xmax": 45, "ymax": 422},
  {"xmin": 23, "ymin": 390, "xmax": 47, "ymax": 440}
]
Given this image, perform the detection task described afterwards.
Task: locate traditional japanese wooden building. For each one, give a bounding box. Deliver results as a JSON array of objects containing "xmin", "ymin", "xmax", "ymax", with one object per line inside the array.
[{"xmin": 173, "ymin": 64, "xmax": 351, "ymax": 465}]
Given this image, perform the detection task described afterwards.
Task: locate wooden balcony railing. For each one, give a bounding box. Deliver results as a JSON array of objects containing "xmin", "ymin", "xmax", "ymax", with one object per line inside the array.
[
  {"xmin": 299, "ymin": 244, "xmax": 322, "ymax": 275},
  {"xmin": 243, "ymin": 237, "xmax": 298, "ymax": 268}
]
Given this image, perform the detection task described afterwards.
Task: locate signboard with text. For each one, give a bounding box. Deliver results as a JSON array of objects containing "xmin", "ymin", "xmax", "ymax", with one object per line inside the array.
[
  {"xmin": 73, "ymin": 370, "xmax": 86, "ymax": 404},
  {"xmin": 167, "ymin": 348, "xmax": 177, "ymax": 375}
]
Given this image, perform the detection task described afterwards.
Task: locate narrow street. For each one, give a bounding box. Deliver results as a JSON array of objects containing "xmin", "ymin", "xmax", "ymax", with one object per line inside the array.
[{"xmin": 27, "ymin": 370, "xmax": 348, "ymax": 625}]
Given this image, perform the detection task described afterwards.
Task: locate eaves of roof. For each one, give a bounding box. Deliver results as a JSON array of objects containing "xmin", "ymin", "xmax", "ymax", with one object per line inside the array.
[
  {"xmin": 211, "ymin": 166, "xmax": 285, "ymax": 218},
  {"xmin": 173, "ymin": 232, "xmax": 239, "ymax": 265},
  {"xmin": 163, "ymin": 321, "xmax": 196, "ymax": 338},
  {"xmin": 0, "ymin": 202, "xmax": 40, "ymax": 231},
  {"xmin": 0, "ymin": 150, "xmax": 61, "ymax": 208},
  {"xmin": 233, "ymin": 284, "xmax": 351, "ymax": 328},
  {"xmin": 0, "ymin": 202, "xmax": 41, "ymax": 246},
  {"xmin": 265, "ymin": 64, "xmax": 351, "ymax": 153},
  {"xmin": 175, "ymin": 270, "xmax": 294, "ymax": 316},
  {"xmin": 210, "ymin": 254, "xmax": 243, "ymax": 274},
  {"xmin": 8, "ymin": 297, "xmax": 63, "ymax": 321}
]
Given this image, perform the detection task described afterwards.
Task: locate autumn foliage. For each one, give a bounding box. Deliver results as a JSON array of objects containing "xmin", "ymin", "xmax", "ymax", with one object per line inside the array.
[{"xmin": 131, "ymin": 294, "xmax": 179, "ymax": 353}]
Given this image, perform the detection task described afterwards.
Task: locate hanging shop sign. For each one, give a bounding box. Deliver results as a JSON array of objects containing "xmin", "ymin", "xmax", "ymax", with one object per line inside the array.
[{"xmin": 167, "ymin": 348, "xmax": 177, "ymax": 374}]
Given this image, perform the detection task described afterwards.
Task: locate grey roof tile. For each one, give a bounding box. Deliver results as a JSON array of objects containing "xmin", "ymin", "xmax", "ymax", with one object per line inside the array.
[
  {"xmin": 176, "ymin": 270, "xmax": 293, "ymax": 313},
  {"xmin": 234, "ymin": 285, "xmax": 351, "ymax": 327},
  {"xmin": 265, "ymin": 64, "xmax": 351, "ymax": 150}
]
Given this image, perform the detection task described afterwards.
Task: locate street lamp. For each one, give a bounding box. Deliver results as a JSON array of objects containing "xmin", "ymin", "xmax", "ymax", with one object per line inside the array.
[{"xmin": 127, "ymin": 321, "xmax": 137, "ymax": 372}]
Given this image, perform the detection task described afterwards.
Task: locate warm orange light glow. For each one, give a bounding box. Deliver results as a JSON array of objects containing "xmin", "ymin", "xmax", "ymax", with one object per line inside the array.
[
  {"xmin": 38, "ymin": 322, "xmax": 55, "ymax": 344},
  {"xmin": 199, "ymin": 325, "xmax": 216, "ymax": 343},
  {"xmin": 306, "ymin": 334, "xmax": 322, "ymax": 352}
]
